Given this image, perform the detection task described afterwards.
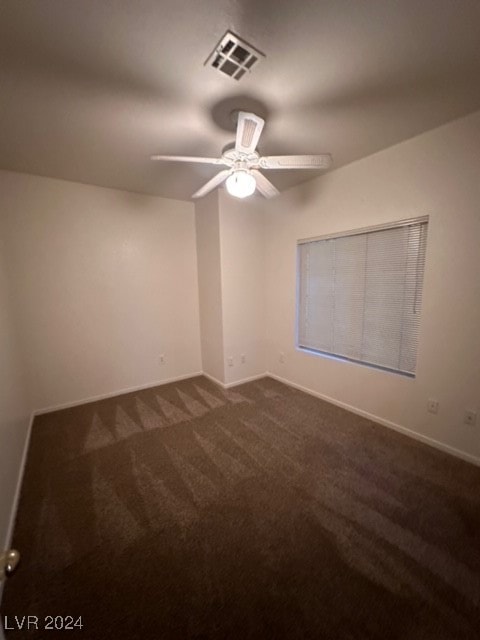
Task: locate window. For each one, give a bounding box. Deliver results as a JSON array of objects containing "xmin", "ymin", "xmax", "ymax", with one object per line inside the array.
[{"xmin": 297, "ymin": 217, "xmax": 428, "ymax": 377}]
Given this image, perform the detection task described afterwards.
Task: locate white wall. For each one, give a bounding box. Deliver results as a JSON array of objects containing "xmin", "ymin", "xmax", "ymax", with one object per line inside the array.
[
  {"xmin": 0, "ymin": 170, "xmax": 202, "ymax": 411},
  {"xmin": 265, "ymin": 109, "xmax": 480, "ymax": 462},
  {"xmin": 195, "ymin": 192, "xmax": 225, "ymax": 383},
  {"xmin": 219, "ymin": 191, "xmax": 266, "ymax": 385},
  {"xmin": 0, "ymin": 238, "xmax": 31, "ymax": 550},
  {"xmin": 195, "ymin": 190, "xmax": 266, "ymax": 386}
]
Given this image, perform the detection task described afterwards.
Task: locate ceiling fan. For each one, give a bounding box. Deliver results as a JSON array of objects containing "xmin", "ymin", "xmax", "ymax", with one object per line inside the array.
[{"xmin": 151, "ymin": 111, "xmax": 332, "ymax": 199}]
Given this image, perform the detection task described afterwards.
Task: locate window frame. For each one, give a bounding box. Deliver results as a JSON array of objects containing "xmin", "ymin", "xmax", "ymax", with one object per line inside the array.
[{"xmin": 295, "ymin": 216, "xmax": 429, "ymax": 378}]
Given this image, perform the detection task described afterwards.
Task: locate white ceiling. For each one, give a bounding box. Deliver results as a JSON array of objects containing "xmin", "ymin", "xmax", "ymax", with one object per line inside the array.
[{"xmin": 1, "ymin": 0, "xmax": 480, "ymax": 200}]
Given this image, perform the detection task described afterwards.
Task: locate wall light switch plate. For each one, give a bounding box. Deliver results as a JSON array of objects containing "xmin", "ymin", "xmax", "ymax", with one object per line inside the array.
[
  {"xmin": 279, "ymin": 352, "xmax": 285, "ymax": 363},
  {"xmin": 227, "ymin": 356, "xmax": 234, "ymax": 367},
  {"xmin": 241, "ymin": 354, "xmax": 246, "ymax": 364}
]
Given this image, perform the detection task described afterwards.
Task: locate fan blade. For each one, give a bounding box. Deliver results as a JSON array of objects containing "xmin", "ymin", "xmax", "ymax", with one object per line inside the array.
[
  {"xmin": 235, "ymin": 112, "xmax": 265, "ymax": 154},
  {"xmin": 151, "ymin": 155, "xmax": 229, "ymax": 166},
  {"xmin": 192, "ymin": 170, "xmax": 232, "ymax": 199},
  {"xmin": 251, "ymin": 170, "xmax": 279, "ymax": 199},
  {"xmin": 259, "ymin": 154, "xmax": 332, "ymax": 170}
]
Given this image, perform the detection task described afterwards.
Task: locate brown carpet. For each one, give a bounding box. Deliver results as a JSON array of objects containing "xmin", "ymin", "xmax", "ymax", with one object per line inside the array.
[{"xmin": 2, "ymin": 376, "xmax": 480, "ymax": 639}]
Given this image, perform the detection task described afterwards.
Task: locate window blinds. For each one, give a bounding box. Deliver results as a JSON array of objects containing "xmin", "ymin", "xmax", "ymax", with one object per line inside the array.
[{"xmin": 297, "ymin": 218, "xmax": 428, "ymax": 376}]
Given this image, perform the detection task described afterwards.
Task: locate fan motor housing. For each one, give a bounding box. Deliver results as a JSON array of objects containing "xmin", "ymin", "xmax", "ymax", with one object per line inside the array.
[{"xmin": 222, "ymin": 149, "xmax": 260, "ymax": 169}]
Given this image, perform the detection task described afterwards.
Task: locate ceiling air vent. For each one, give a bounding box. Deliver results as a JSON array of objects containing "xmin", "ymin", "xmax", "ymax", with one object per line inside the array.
[{"xmin": 205, "ymin": 31, "xmax": 264, "ymax": 80}]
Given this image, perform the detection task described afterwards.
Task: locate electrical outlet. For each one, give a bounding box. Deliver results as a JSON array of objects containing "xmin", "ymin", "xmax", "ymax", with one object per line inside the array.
[
  {"xmin": 159, "ymin": 354, "xmax": 165, "ymax": 365},
  {"xmin": 279, "ymin": 352, "xmax": 285, "ymax": 363},
  {"xmin": 427, "ymin": 399, "xmax": 439, "ymax": 415},
  {"xmin": 464, "ymin": 410, "xmax": 477, "ymax": 426},
  {"xmin": 227, "ymin": 356, "xmax": 234, "ymax": 367},
  {"xmin": 241, "ymin": 354, "xmax": 246, "ymax": 364}
]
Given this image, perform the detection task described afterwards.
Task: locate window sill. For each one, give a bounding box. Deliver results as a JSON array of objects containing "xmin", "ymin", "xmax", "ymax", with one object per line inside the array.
[{"xmin": 296, "ymin": 346, "xmax": 416, "ymax": 379}]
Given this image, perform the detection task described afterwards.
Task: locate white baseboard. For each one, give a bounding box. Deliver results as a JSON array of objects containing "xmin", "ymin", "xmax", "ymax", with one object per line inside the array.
[
  {"xmin": 200, "ymin": 372, "xmax": 226, "ymax": 388},
  {"xmin": 4, "ymin": 411, "xmax": 35, "ymax": 553},
  {"xmin": 223, "ymin": 373, "xmax": 267, "ymax": 388},
  {"xmin": 267, "ymin": 372, "xmax": 480, "ymax": 467},
  {"xmin": 1, "ymin": 412, "xmax": 34, "ymax": 606},
  {"xmin": 36, "ymin": 371, "xmax": 270, "ymax": 415},
  {"xmin": 1, "ymin": 412, "xmax": 32, "ymax": 603},
  {"xmin": 202, "ymin": 372, "xmax": 267, "ymax": 389},
  {"xmin": 28, "ymin": 369, "xmax": 480, "ymax": 466},
  {"xmin": 34, "ymin": 371, "xmax": 204, "ymax": 415},
  {"xmin": 225, "ymin": 371, "xmax": 268, "ymax": 389}
]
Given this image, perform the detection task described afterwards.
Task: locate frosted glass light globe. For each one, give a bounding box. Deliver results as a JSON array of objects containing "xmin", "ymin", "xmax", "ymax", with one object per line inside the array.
[{"xmin": 226, "ymin": 171, "xmax": 256, "ymax": 198}]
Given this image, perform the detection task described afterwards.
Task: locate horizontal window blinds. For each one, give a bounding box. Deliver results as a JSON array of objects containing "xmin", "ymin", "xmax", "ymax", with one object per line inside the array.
[{"xmin": 298, "ymin": 219, "xmax": 428, "ymax": 376}]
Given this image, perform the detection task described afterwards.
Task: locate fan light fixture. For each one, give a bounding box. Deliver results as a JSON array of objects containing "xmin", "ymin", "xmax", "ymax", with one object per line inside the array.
[
  {"xmin": 226, "ymin": 170, "xmax": 256, "ymax": 198},
  {"xmin": 151, "ymin": 110, "xmax": 333, "ymax": 199}
]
